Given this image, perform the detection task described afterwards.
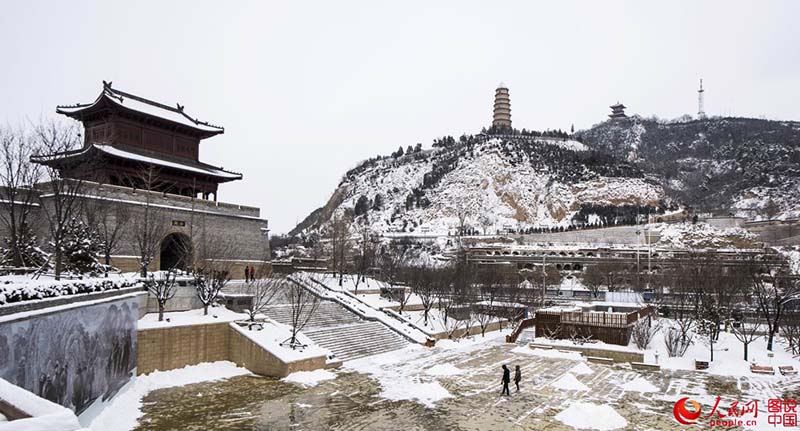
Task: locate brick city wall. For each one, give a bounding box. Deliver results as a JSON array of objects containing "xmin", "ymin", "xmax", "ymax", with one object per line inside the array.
[{"xmin": 4, "ymin": 181, "xmax": 273, "ymax": 275}]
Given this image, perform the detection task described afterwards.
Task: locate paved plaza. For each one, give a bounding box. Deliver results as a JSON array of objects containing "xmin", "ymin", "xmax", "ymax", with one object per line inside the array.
[{"xmin": 135, "ymin": 333, "xmax": 798, "ymax": 430}]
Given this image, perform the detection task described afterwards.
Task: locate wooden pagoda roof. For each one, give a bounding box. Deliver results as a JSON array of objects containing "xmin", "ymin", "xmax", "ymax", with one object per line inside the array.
[
  {"xmin": 56, "ymin": 81, "xmax": 224, "ymax": 139},
  {"xmin": 31, "ymin": 144, "xmax": 242, "ymax": 183}
]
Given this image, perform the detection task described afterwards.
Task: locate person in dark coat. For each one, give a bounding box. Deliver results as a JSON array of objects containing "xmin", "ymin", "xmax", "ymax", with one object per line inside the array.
[
  {"xmin": 244, "ymin": 266, "xmax": 249, "ymax": 282},
  {"xmin": 514, "ymin": 365, "xmax": 521, "ymax": 391},
  {"xmin": 501, "ymin": 364, "xmax": 511, "ymax": 396}
]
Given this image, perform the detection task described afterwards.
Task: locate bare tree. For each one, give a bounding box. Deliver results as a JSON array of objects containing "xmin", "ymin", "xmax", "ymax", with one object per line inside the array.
[
  {"xmin": 780, "ymin": 313, "xmax": 800, "ymax": 357},
  {"xmin": 732, "ymin": 319, "xmax": 763, "ymax": 361},
  {"xmin": 0, "ymin": 125, "xmax": 42, "ymax": 268},
  {"xmin": 84, "ymin": 197, "xmax": 130, "ymax": 276},
  {"xmin": 327, "ymin": 212, "xmax": 351, "ymax": 286},
  {"xmin": 129, "ymin": 165, "xmax": 169, "ymax": 277},
  {"xmin": 631, "ymin": 317, "xmax": 661, "ymax": 350},
  {"xmin": 583, "ymin": 264, "xmax": 604, "ymax": 299},
  {"xmin": 243, "ymin": 276, "xmax": 284, "ymax": 323},
  {"xmin": 597, "ymin": 261, "xmax": 623, "ymax": 292},
  {"xmin": 33, "ymin": 122, "xmax": 85, "ymax": 279},
  {"xmin": 145, "ymin": 270, "xmax": 178, "ymax": 321},
  {"xmin": 283, "ymin": 275, "xmax": 321, "ymax": 349},
  {"xmin": 478, "ymin": 214, "xmax": 494, "ymax": 236},
  {"xmin": 408, "ymin": 265, "xmax": 440, "ymax": 325},
  {"xmin": 747, "ymin": 257, "xmax": 798, "ymax": 351},
  {"xmin": 378, "ymin": 247, "xmax": 409, "ymax": 313},
  {"xmin": 763, "ymin": 198, "xmax": 780, "ymax": 221},
  {"xmin": 351, "ymin": 220, "xmax": 376, "ymax": 294},
  {"xmin": 664, "ymin": 317, "xmax": 694, "ymax": 357},
  {"xmin": 453, "ymin": 200, "xmax": 473, "ymax": 237},
  {"xmin": 189, "ymin": 233, "xmax": 239, "ymax": 315}
]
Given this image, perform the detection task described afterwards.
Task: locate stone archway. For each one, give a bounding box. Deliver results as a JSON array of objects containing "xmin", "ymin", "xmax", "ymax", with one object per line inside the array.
[{"xmin": 159, "ymin": 232, "xmax": 191, "ymax": 271}]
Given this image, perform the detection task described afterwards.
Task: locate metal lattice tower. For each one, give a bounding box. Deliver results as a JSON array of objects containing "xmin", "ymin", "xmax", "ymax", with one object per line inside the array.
[{"xmin": 697, "ymin": 78, "xmax": 706, "ymax": 119}]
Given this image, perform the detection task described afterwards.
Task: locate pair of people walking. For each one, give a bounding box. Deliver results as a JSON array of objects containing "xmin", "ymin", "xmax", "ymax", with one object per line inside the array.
[
  {"xmin": 243, "ymin": 265, "xmax": 256, "ymax": 282},
  {"xmin": 501, "ymin": 364, "xmax": 521, "ymax": 396}
]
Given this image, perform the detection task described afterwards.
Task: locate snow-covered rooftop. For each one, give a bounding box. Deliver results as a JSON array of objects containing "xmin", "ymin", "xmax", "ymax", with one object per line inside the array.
[
  {"xmin": 57, "ymin": 82, "xmax": 224, "ymax": 135},
  {"xmin": 32, "ymin": 144, "xmax": 241, "ymax": 180}
]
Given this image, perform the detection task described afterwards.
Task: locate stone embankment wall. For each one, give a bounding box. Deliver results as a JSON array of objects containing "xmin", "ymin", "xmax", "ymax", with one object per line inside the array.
[
  {"xmin": 137, "ymin": 322, "xmax": 231, "ymax": 375},
  {"xmin": 137, "ymin": 322, "xmax": 326, "ymax": 377},
  {"xmin": 228, "ymin": 327, "xmax": 325, "ymax": 376},
  {"xmin": 530, "ymin": 342, "xmax": 644, "ymax": 363}
]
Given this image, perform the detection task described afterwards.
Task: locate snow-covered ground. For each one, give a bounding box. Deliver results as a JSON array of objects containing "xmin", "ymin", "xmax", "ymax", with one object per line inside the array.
[
  {"xmin": 230, "ymin": 320, "xmax": 331, "ymax": 363},
  {"xmin": 81, "ymin": 361, "xmax": 250, "ymax": 431},
  {"xmin": 137, "ymin": 305, "xmax": 244, "ymax": 329},
  {"xmin": 282, "ymin": 369, "xmax": 337, "ymax": 387},
  {"xmin": 653, "ymin": 222, "xmax": 759, "ymax": 249}
]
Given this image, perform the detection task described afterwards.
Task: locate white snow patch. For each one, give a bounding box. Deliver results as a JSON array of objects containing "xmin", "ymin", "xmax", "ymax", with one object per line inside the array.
[
  {"xmin": 282, "ymin": 369, "xmax": 337, "ymax": 387},
  {"xmin": 84, "ymin": 361, "xmax": 250, "ymax": 431},
  {"xmin": 425, "ymin": 364, "xmax": 464, "ymax": 376},
  {"xmin": 569, "ymin": 362, "xmax": 595, "ymax": 375},
  {"xmin": 620, "ymin": 377, "xmax": 658, "ymax": 393},
  {"xmin": 555, "ymin": 402, "xmax": 628, "ymax": 430},
  {"xmin": 511, "ymin": 345, "xmax": 585, "ymax": 361},
  {"xmin": 551, "ymin": 372, "xmax": 589, "ymax": 391},
  {"xmin": 380, "ymin": 381, "xmax": 452, "ymax": 408},
  {"xmin": 343, "ymin": 345, "xmax": 454, "ymax": 408}
]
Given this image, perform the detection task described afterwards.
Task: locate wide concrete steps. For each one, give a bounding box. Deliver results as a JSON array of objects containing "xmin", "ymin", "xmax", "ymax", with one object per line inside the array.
[
  {"xmin": 304, "ymin": 321, "xmax": 409, "ymax": 362},
  {"xmin": 261, "ymin": 302, "xmax": 362, "ymax": 329}
]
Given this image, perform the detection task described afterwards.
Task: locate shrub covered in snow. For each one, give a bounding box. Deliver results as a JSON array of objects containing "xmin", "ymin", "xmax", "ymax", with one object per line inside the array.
[{"xmin": 0, "ymin": 277, "xmax": 138, "ymax": 305}]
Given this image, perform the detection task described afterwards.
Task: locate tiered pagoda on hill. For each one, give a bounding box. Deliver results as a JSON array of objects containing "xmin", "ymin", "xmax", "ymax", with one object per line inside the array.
[
  {"xmin": 33, "ymin": 81, "xmax": 240, "ymax": 201},
  {"xmin": 608, "ymin": 103, "xmax": 628, "ymax": 120}
]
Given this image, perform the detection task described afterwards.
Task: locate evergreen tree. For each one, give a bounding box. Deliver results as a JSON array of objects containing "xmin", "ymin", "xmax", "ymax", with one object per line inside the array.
[
  {"xmin": 354, "ymin": 195, "xmax": 370, "ymax": 216},
  {"xmin": 372, "ymin": 193, "xmax": 384, "ymax": 211},
  {"xmin": 59, "ymin": 218, "xmax": 103, "ymax": 275}
]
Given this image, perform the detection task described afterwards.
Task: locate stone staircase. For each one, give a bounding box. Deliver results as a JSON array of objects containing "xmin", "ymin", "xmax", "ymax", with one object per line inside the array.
[
  {"xmin": 261, "ymin": 302, "xmax": 362, "ymax": 328},
  {"xmin": 261, "ymin": 299, "xmax": 409, "ymax": 362},
  {"xmin": 304, "ymin": 321, "xmax": 409, "ymax": 362}
]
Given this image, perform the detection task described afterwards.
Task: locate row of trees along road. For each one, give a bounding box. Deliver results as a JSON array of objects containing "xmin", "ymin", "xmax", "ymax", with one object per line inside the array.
[{"xmin": 646, "ymin": 252, "xmax": 798, "ymax": 361}]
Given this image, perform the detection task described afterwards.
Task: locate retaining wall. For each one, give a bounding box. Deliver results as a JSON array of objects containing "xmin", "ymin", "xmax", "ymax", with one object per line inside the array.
[
  {"xmin": 228, "ymin": 326, "xmax": 326, "ymax": 377},
  {"xmin": 531, "ymin": 342, "xmax": 644, "ymax": 363},
  {"xmin": 137, "ymin": 322, "xmax": 231, "ymax": 375},
  {"xmin": 136, "ymin": 321, "xmax": 327, "ymax": 378}
]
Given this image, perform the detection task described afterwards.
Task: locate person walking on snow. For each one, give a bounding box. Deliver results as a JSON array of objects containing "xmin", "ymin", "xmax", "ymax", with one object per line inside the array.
[
  {"xmin": 249, "ymin": 265, "xmax": 256, "ymax": 281},
  {"xmin": 501, "ymin": 365, "xmax": 511, "ymax": 396},
  {"xmin": 514, "ymin": 365, "xmax": 521, "ymax": 391},
  {"xmin": 244, "ymin": 266, "xmax": 249, "ymax": 282}
]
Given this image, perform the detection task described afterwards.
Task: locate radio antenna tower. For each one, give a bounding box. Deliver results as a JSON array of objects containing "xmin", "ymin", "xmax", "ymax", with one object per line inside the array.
[{"xmin": 697, "ymin": 78, "xmax": 706, "ymax": 119}]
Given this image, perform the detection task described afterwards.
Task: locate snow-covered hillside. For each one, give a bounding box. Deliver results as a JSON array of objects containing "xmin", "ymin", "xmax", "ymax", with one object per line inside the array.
[
  {"xmin": 292, "ymin": 135, "xmax": 666, "ymax": 236},
  {"xmin": 579, "ymin": 116, "xmax": 800, "ymax": 220}
]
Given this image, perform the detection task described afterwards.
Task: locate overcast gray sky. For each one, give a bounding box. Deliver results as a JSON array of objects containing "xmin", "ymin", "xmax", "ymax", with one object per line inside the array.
[{"xmin": 1, "ymin": 1, "xmax": 798, "ymax": 234}]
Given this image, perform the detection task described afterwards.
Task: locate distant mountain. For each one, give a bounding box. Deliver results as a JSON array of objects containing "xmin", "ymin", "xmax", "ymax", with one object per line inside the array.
[
  {"xmin": 578, "ymin": 116, "xmax": 800, "ymax": 218},
  {"xmin": 290, "ymin": 133, "xmax": 668, "ymax": 237}
]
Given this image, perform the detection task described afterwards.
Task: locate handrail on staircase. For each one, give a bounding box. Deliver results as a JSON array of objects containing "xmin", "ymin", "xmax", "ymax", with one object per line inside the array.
[
  {"xmin": 506, "ymin": 316, "xmax": 536, "ymax": 343},
  {"xmin": 288, "ymin": 275, "xmax": 431, "ymax": 345}
]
